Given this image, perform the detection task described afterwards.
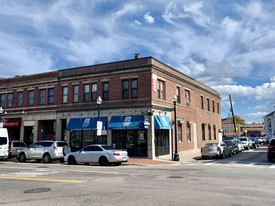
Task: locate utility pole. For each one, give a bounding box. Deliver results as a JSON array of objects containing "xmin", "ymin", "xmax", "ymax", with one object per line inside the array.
[{"xmin": 229, "ymin": 95, "xmax": 238, "ymax": 137}]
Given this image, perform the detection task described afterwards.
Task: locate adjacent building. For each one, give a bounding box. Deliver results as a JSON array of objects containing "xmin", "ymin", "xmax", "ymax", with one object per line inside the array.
[
  {"xmin": 264, "ymin": 109, "xmax": 275, "ymax": 138},
  {"xmin": 0, "ymin": 55, "xmax": 221, "ymax": 160}
]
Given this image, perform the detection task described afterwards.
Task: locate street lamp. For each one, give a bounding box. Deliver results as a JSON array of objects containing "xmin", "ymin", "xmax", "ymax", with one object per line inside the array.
[
  {"xmin": 96, "ymin": 96, "xmax": 102, "ymax": 144},
  {"xmin": 173, "ymin": 94, "xmax": 180, "ymax": 161}
]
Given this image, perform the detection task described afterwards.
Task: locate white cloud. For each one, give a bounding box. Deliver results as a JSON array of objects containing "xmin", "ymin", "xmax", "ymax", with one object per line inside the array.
[{"xmin": 144, "ymin": 12, "xmax": 155, "ymax": 24}]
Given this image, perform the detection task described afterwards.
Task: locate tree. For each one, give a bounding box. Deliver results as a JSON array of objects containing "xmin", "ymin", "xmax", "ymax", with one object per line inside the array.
[{"xmin": 230, "ymin": 115, "xmax": 245, "ymax": 124}]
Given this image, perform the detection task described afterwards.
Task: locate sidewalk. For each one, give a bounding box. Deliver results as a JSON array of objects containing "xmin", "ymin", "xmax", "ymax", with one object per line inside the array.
[{"xmin": 124, "ymin": 151, "xmax": 201, "ymax": 165}]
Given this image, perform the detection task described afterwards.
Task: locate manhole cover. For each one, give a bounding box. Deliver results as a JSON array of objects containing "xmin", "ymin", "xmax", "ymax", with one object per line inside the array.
[
  {"xmin": 24, "ymin": 188, "xmax": 51, "ymax": 194},
  {"xmin": 167, "ymin": 176, "xmax": 185, "ymax": 179}
]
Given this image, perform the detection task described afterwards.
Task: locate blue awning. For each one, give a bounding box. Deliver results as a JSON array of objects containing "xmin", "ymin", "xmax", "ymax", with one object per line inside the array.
[
  {"xmin": 108, "ymin": 115, "xmax": 146, "ymax": 130},
  {"xmin": 66, "ymin": 117, "xmax": 108, "ymax": 131},
  {"xmin": 154, "ymin": 116, "xmax": 171, "ymax": 129}
]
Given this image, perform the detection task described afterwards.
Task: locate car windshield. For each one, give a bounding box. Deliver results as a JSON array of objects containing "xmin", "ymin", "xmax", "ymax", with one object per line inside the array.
[
  {"xmin": 40, "ymin": 142, "xmax": 53, "ymax": 147},
  {"xmin": 239, "ymin": 138, "xmax": 247, "ymax": 141},
  {"xmin": 101, "ymin": 145, "xmax": 115, "ymax": 150},
  {"xmin": 225, "ymin": 141, "xmax": 232, "ymax": 145},
  {"xmin": 204, "ymin": 143, "xmax": 218, "ymax": 147},
  {"xmin": 57, "ymin": 142, "xmax": 68, "ymax": 147},
  {"xmin": 0, "ymin": 137, "xmax": 7, "ymax": 145}
]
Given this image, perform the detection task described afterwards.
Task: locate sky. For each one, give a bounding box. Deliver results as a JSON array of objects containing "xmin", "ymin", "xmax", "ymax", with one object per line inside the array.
[{"xmin": 1, "ymin": 0, "xmax": 275, "ymax": 124}]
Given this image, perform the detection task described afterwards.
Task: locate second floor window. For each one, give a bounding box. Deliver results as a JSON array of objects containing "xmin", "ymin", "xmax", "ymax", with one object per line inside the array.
[
  {"xmin": 103, "ymin": 82, "xmax": 109, "ymax": 100},
  {"xmin": 0, "ymin": 94, "xmax": 5, "ymax": 108},
  {"xmin": 122, "ymin": 79, "xmax": 138, "ymax": 99},
  {"xmin": 212, "ymin": 100, "xmax": 215, "ymax": 113},
  {"xmin": 17, "ymin": 91, "xmax": 23, "ymax": 107},
  {"xmin": 207, "ymin": 98, "xmax": 210, "ymax": 111},
  {"xmin": 214, "ymin": 125, "xmax": 216, "ymax": 140},
  {"xmin": 91, "ymin": 84, "xmax": 97, "ymax": 102},
  {"xmin": 217, "ymin": 102, "xmax": 220, "ymax": 114},
  {"xmin": 48, "ymin": 88, "xmax": 54, "ymax": 104},
  {"xmin": 84, "ymin": 85, "xmax": 90, "ymax": 102},
  {"xmin": 40, "ymin": 89, "xmax": 46, "ymax": 105},
  {"xmin": 157, "ymin": 80, "xmax": 165, "ymax": 100},
  {"xmin": 176, "ymin": 87, "xmax": 180, "ymax": 103},
  {"xmin": 28, "ymin": 90, "xmax": 34, "ymax": 106},
  {"xmin": 7, "ymin": 93, "xmax": 12, "ymax": 107},
  {"xmin": 63, "ymin": 87, "xmax": 68, "ymax": 103},
  {"xmin": 201, "ymin": 96, "xmax": 204, "ymax": 110},
  {"xmin": 73, "ymin": 86, "xmax": 79, "ymax": 103},
  {"xmin": 185, "ymin": 90, "xmax": 190, "ymax": 106}
]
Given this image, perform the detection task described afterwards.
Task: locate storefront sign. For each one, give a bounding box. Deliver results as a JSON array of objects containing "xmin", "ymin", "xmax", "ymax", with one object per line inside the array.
[{"xmin": 152, "ymin": 74, "xmax": 157, "ymax": 92}]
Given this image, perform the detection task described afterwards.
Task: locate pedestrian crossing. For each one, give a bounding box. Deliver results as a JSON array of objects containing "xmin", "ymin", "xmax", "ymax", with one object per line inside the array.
[{"xmin": 182, "ymin": 160, "xmax": 275, "ymax": 169}]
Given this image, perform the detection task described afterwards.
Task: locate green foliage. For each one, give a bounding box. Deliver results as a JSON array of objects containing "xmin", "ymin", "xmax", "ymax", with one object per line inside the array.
[{"xmin": 230, "ymin": 115, "xmax": 245, "ymax": 124}]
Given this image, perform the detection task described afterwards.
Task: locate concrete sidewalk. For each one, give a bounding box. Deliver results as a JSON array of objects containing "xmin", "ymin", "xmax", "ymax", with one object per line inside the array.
[{"xmin": 124, "ymin": 151, "xmax": 201, "ymax": 165}]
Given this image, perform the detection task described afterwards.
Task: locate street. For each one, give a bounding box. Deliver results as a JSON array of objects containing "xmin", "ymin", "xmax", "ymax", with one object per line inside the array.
[{"xmin": 0, "ymin": 145, "xmax": 274, "ymax": 206}]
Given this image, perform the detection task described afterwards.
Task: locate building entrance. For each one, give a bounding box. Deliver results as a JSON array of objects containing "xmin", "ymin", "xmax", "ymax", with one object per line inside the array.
[{"xmin": 112, "ymin": 130, "xmax": 147, "ymax": 157}]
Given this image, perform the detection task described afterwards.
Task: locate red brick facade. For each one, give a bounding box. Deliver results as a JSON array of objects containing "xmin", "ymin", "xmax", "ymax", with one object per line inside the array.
[{"xmin": 0, "ymin": 56, "xmax": 221, "ymax": 159}]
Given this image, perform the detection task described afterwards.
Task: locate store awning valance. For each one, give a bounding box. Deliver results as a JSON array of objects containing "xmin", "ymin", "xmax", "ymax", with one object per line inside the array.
[
  {"xmin": 66, "ymin": 117, "xmax": 108, "ymax": 131},
  {"xmin": 2, "ymin": 118, "xmax": 21, "ymax": 127},
  {"xmin": 108, "ymin": 115, "xmax": 147, "ymax": 130},
  {"xmin": 154, "ymin": 116, "xmax": 171, "ymax": 129}
]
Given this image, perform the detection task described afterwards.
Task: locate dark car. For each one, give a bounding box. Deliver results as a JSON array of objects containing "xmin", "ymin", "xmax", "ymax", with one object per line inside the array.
[
  {"xmin": 249, "ymin": 137, "xmax": 259, "ymax": 148},
  {"xmin": 224, "ymin": 140, "xmax": 239, "ymax": 155},
  {"xmin": 267, "ymin": 139, "xmax": 275, "ymax": 162}
]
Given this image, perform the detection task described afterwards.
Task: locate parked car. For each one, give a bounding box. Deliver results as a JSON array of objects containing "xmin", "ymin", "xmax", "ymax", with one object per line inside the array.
[
  {"xmin": 64, "ymin": 144, "xmax": 129, "ymax": 166},
  {"xmin": 249, "ymin": 137, "xmax": 259, "ymax": 148},
  {"xmin": 18, "ymin": 140, "xmax": 70, "ymax": 163},
  {"xmin": 233, "ymin": 139, "xmax": 244, "ymax": 152},
  {"xmin": 201, "ymin": 142, "xmax": 232, "ymax": 159},
  {"xmin": 8, "ymin": 141, "xmax": 26, "ymax": 158},
  {"xmin": 267, "ymin": 139, "xmax": 275, "ymax": 162},
  {"xmin": 239, "ymin": 137, "xmax": 252, "ymax": 150},
  {"xmin": 224, "ymin": 140, "xmax": 239, "ymax": 155}
]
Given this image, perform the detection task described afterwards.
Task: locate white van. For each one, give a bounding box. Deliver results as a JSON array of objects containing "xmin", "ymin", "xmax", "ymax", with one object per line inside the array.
[{"xmin": 0, "ymin": 128, "xmax": 9, "ymax": 160}]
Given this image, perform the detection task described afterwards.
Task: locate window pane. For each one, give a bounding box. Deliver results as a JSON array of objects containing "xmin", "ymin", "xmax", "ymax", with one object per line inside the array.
[
  {"xmin": 0, "ymin": 94, "xmax": 5, "ymax": 107},
  {"xmin": 122, "ymin": 80, "xmax": 129, "ymax": 99},
  {"xmin": 48, "ymin": 88, "xmax": 54, "ymax": 104},
  {"xmin": 28, "ymin": 91, "xmax": 34, "ymax": 106},
  {"xmin": 7, "ymin": 93, "xmax": 12, "ymax": 107},
  {"xmin": 91, "ymin": 84, "xmax": 97, "ymax": 101},
  {"xmin": 18, "ymin": 92, "xmax": 23, "ymax": 107},
  {"xmin": 84, "ymin": 85, "xmax": 90, "ymax": 102},
  {"xmin": 40, "ymin": 89, "xmax": 46, "ymax": 105},
  {"xmin": 103, "ymin": 83, "xmax": 109, "ymax": 100},
  {"xmin": 74, "ymin": 86, "xmax": 79, "ymax": 102},
  {"xmin": 63, "ymin": 87, "xmax": 68, "ymax": 103}
]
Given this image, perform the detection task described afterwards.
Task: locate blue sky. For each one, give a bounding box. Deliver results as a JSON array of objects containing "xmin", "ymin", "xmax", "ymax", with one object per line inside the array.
[{"xmin": 1, "ymin": 0, "xmax": 275, "ymax": 123}]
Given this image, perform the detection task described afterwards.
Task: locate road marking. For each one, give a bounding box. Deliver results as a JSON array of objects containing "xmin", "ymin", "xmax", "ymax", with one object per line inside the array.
[{"xmin": 0, "ymin": 176, "xmax": 85, "ymax": 183}]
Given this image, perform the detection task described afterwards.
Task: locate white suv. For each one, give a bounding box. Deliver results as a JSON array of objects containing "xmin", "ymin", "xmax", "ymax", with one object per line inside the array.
[{"xmin": 18, "ymin": 140, "xmax": 70, "ymax": 163}]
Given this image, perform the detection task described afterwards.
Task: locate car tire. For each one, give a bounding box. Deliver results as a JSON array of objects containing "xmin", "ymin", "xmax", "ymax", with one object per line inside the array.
[
  {"xmin": 202, "ymin": 156, "xmax": 207, "ymax": 160},
  {"xmin": 18, "ymin": 153, "xmax": 26, "ymax": 162},
  {"xmin": 68, "ymin": 156, "xmax": 77, "ymax": 165},
  {"xmin": 268, "ymin": 155, "xmax": 272, "ymax": 162},
  {"xmin": 221, "ymin": 152, "xmax": 226, "ymax": 159},
  {"xmin": 114, "ymin": 162, "xmax": 121, "ymax": 166},
  {"xmin": 99, "ymin": 156, "xmax": 109, "ymax": 166},
  {"xmin": 43, "ymin": 153, "xmax": 51, "ymax": 163}
]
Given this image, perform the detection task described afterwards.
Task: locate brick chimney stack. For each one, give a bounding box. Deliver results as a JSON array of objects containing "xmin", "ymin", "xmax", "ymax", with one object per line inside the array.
[{"xmin": 135, "ymin": 53, "xmax": 140, "ymax": 59}]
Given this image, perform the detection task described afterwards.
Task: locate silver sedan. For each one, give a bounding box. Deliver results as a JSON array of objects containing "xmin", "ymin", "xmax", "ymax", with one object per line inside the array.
[
  {"xmin": 64, "ymin": 144, "xmax": 129, "ymax": 166},
  {"xmin": 201, "ymin": 142, "xmax": 232, "ymax": 159}
]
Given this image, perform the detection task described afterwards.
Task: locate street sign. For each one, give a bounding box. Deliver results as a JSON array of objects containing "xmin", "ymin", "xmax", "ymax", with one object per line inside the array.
[
  {"xmin": 176, "ymin": 118, "xmax": 184, "ymax": 121},
  {"xmin": 97, "ymin": 121, "xmax": 102, "ymax": 130},
  {"xmin": 161, "ymin": 108, "xmax": 174, "ymax": 112}
]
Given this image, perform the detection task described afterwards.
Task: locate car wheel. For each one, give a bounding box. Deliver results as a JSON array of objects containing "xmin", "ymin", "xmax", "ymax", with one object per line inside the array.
[
  {"xmin": 18, "ymin": 153, "xmax": 26, "ymax": 162},
  {"xmin": 68, "ymin": 156, "xmax": 77, "ymax": 165},
  {"xmin": 268, "ymin": 155, "xmax": 272, "ymax": 162},
  {"xmin": 43, "ymin": 153, "xmax": 51, "ymax": 163},
  {"xmin": 202, "ymin": 156, "xmax": 207, "ymax": 160},
  {"xmin": 99, "ymin": 156, "xmax": 109, "ymax": 166}
]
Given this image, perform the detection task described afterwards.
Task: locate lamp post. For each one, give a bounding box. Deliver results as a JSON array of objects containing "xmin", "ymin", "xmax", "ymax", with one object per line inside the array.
[
  {"xmin": 0, "ymin": 107, "xmax": 3, "ymax": 128},
  {"xmin": 173, "ymin": 94, "xmax": 180, "ymax": 161},
  {"xmin": 96, "ymin": 96, "xmax": 102, "ymax": 144}
]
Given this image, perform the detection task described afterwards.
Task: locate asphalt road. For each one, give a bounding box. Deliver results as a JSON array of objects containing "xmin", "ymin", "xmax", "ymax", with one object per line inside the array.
[{"xmin": 0, "ymin": 145, "xmax": 274, "ymax": 206}]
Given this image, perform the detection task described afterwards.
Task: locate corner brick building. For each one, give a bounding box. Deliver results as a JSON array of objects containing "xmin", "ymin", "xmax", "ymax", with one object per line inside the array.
[{"xmin": 0, "ymin": 55, "xmax": 221, "ymax": 160}]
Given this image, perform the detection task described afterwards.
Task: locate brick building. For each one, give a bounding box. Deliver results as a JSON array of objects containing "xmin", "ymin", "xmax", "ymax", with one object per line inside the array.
[{"xmin": 0, "ymin": 55, "xmax": 221, "ymax": 160}]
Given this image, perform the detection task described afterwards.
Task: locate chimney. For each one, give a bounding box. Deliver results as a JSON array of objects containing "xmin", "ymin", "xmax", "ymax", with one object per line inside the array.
[{"xmin": 135, "ymin": 53, "xmax": 140, "ymax": 59}]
